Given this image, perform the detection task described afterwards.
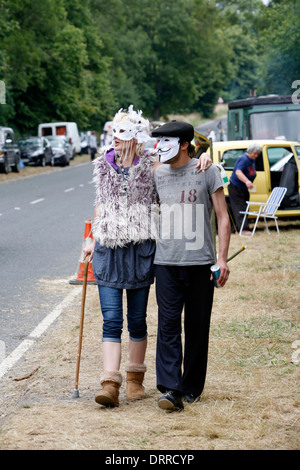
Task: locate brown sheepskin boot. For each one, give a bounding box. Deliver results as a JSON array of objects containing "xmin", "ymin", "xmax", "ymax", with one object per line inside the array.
[
  {"xmin": 126, "ymin": 363, "xmax": 147, "ymax": 401},
  {"xmin": 95, "ymin": 371, "xmax": 122, "ymax": 407}
]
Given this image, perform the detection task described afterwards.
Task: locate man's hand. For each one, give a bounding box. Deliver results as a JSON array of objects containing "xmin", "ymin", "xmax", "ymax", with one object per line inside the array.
[{"xmin": 214, "ymin": 258, "xmax": 230, "ymax": 287}]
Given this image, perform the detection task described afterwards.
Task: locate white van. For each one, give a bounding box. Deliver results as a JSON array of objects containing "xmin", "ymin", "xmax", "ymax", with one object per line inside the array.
[{"xmin": 38, "ymin": 122, "xmax": 81, "ymax": 157}]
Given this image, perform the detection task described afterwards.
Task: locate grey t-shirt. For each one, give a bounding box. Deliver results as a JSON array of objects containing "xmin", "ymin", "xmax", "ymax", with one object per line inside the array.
[{"xmin": 153, "ymin": 159, "xmax": 223, "ymax": 266}]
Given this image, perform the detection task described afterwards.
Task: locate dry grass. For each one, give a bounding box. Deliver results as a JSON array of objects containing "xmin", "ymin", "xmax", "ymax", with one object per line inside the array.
[{"xmin": 0, "ymin": 219, "xmax": 299, "ymax": 450}]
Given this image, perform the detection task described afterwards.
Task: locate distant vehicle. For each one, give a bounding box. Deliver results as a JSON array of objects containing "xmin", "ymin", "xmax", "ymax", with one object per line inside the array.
[
  {"xmin": 227, "ymin": 95, "xmax": 300, "ymax": 141},
  {"xmin": 0, "ymin": 126, "xmax": 20, "ymax": 174},
  {"xmin": 38, "ymin": 122, "xmax": 81, "ymax": 157},
  {"xmin": 150, "ymin": 121, "xmax": 165, "ymax": 131},
  {"xmin": 207, "ymin": 139, "xmax": 300, "ymax": 219},
  {"xmin": 18, "ymin": 136, "xmax": 53, "ymax": 167},
  {"xmin": 145, "ymin": 137, "xmax": 158, "ymax": 149},
  {"xmin": 47, "ymin": 136, "xmax": 72, "ymax": 166}
]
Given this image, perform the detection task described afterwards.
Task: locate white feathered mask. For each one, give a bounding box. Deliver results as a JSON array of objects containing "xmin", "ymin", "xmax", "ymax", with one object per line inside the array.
[{"xmin": 112, "ymin": 105, "xmax": 150, "ymax": 144}]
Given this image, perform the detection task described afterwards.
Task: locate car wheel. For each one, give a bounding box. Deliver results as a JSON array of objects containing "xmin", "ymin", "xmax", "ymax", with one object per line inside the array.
[
  {"xmin": 3, "ymin": 156, "xmax": 9, "ymax": 174},
  {"xmin": 12, "ymin": 154, "xmax": 20, "ymax": 173},
  {"xmin": 40, "ymin": 156, "xmax": 46, "ymax": 167}
]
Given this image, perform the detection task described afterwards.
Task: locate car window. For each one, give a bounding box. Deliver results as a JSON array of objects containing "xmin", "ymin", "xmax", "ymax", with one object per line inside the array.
[
  {"xmin": 221, "ymin": 148, "xmax": 264, "ymax": 171},
  {"xmin": 42, "ymin": 128, "xmax": 52, "ymax": 136},
  {"xmin": 295, "ymin": 146, "xmax": 300, "ymax": 159},
  {"xmin": 250, "ymin": 110, "xmax": 300, "ymax": 141},
  {"xmin": 221, "ymin": 149, "xmax": 245, "ymax": 169},
  {"xmin": 49, "ymin": 139, "xmax": 65, "ymax": 147},
  {"xmin": 266, "ymin": 147, "xmax": 292, "ymax": 166},
  {"xmin": 270, "ymin": 153, "xmax": 294, "ymax": 172},
  {"xmin": 5, "ymin": 132, "xmax": 13, "ymax": 144},
  {"xmin": 19, "ymin": 137, "xmax": 41, "ymax": 148}
]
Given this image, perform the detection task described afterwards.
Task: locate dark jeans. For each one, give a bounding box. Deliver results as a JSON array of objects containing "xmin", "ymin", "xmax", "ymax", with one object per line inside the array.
[
  {"xmin": 228, "ymin": 182, "xmax": 250, "ymax": 231},
  {"xmin": 155, "ymin": 264, "xmax": 214, "ymax": 397}
]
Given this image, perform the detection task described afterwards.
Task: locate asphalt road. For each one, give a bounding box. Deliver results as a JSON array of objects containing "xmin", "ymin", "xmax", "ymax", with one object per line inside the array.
[
  {"xmin": 0, "ymin": 162, "xmax": 95, "ymax": 360},
  {"xmin": 195, "ymin": 115, "xmax": 227, "ymax": 139}
]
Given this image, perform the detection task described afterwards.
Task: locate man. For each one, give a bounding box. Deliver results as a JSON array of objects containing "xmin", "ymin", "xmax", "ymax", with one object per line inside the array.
[{"xmin": 152, "ymin": 121, "xmax": 231, "ymax": 411}]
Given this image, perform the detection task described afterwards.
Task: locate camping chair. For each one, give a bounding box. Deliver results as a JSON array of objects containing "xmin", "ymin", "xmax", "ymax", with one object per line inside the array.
[{"xmin": 239, "ymin": 187, "xmax": 287, "ymax": 237}]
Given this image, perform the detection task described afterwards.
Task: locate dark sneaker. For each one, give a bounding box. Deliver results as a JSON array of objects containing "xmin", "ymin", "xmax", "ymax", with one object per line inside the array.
[
  {"xmin": 183, "ymin": 394, "xmax": 200, "ymax": 403},
  {"xmin": 158, "ymin": 391, "xmax": 184, "ymax": 411}
]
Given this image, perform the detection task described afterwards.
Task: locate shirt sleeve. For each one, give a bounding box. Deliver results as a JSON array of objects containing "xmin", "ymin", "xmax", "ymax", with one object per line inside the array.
[{"xmin": 206, "ymin": 164, "xmax": 224, "ymax": 195}]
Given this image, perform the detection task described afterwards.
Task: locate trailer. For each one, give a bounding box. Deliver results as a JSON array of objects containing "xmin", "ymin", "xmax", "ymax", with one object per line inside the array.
[{"xmin": 227, "ymin": 95, "xmax": 300, "ymax": 142}]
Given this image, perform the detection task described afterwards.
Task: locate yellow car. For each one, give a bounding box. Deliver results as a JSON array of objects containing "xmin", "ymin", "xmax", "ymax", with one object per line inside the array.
[{"xmin": 206, "ymin": 139, "xmax": 300, "ymax": 218}]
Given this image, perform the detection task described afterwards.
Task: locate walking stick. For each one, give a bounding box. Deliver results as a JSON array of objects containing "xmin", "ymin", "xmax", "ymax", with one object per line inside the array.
[
  {"xmin": 72, "ymin": 257, "xmax": 90, "ymax": 398},
  {"xmin": 227, "ymin": 244, "xmax": 246, "ymax": 262}
]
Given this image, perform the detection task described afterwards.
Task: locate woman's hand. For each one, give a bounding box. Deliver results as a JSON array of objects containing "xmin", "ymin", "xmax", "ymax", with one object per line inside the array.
[
  {"xmin": 195, "ymin": 152, "xmax": 212, "ymax": 172},
  {"xmin": 83, "ymin": 240, "xmax": 95, "ymax": 262}
]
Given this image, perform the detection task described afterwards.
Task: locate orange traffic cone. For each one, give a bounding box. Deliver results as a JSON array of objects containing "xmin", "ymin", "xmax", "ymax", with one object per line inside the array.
[{"xmin": 69, "ymin": 219, "xmax": 97, "ymax": 285}]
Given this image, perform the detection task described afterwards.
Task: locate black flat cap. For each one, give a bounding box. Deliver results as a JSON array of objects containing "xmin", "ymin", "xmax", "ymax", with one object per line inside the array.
[{"xmin": 152, "ymin": 120, "xmax": 194, "ymax": 143}]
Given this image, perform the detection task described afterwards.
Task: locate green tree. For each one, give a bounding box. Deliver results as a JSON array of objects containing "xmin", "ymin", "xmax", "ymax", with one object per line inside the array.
[
  {"xmin": 257, "ymin": 0, "xmax": 300, "ymax": 95},
  {"xmin": 0, "ymin": 0, "xmax": 115, "ymax": 134},
  {"xmin": 95, "ymin": 0, "xmax": 232, "ymax": 119},
  {"xmin": 216, "ymin": 0, "xmax": 263, "ymax": 101}
]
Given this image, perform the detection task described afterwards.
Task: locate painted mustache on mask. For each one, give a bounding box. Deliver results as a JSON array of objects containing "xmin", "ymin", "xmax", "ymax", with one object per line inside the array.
[{"xmin": 156, "ymin": 136, "xmax": 180, "ymax": 163}]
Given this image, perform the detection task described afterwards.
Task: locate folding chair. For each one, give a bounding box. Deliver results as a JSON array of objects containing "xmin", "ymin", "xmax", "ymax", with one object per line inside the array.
[{"xmin": 239, "ymin": 187, "xmax": 287, "ymax": 237}]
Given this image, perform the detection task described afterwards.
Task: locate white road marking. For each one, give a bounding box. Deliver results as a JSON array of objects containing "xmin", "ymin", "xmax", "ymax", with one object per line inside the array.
[
  {"xmin": 0, "ymin": 286, "xmax": 82, "ymax": 380},
  {"xmin": 64, "ymin": 187, "xmax": 74, "ymax": 192},
  {"xmin": 30, "ymin": 198, "xmax": 45, "ymax": 205}
]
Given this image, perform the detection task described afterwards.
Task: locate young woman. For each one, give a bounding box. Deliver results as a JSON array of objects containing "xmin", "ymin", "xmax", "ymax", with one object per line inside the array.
[{"xmin": 84, "ymin": 106, "xmax": 210, "ymax": 407}]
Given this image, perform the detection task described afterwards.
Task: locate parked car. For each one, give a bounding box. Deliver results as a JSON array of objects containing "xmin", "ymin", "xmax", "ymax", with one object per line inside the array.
[
  {"xmin": 18, "ymin": 136, "xmax": 53, "ymax": 166},
  {"xmin": 207, "ymin": 139, "xmax": 300, "ymax": 219},
  {"xmin": 38, "ymin": 122, "xmax": 81, "ymax": 158},
  {"xmin": 47, "ymin": 136, "xmax": 72, "ymax": 166},
  {"xmin": 150, "ymin": 121, "xmax": 165, "ymax": 131},
  {"xmin": 0, "ymin": 126, "xmax": 21, "ymax": 173}
]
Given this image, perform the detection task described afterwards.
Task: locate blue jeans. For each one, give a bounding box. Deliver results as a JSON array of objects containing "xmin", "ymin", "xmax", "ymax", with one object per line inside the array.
[{"xmin": 98, "ymin": 285, "xmax": 150, "ymax": 343}]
